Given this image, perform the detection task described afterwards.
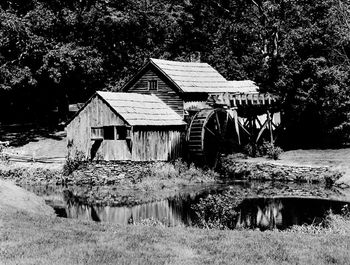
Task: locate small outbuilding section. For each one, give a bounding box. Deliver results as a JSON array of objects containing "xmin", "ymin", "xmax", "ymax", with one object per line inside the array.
[{"xmin": 66, "ymin": 91, "xmax": 186, "ymax": 161}]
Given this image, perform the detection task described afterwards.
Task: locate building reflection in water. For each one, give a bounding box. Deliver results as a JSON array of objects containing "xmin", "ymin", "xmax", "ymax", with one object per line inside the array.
[{"xmin": 64, "ymin": 198, "xmax": 192, "ymax": 226}]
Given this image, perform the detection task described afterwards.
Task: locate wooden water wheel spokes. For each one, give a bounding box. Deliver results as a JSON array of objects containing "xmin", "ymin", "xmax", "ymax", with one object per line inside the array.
[{"xmin": 187, "ymin": 108, "xmax": 238, "ymax": 168}]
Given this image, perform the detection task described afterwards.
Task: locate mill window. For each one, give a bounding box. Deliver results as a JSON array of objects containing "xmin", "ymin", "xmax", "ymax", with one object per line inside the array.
[
  {"xmin": 117, "ymin": 127, "xmax": 127, "ymax": 140},
  {"xmin": 148, "ymin": 80, "xmax": 158, "ymax": 91},
  {"xmin": 103, "ymin": 126, "xmax": 115, "ymax": 140},
  {"xmin": 116, "ymin": 127, "xmax": 131, "ymax": 140},
  {"xmin": 92, "ymin": 126, "xmax": 131, "ymax": 140},
  {"xmin": 91, "ymin": 127, "xmax": 103, "ymax": 140}
]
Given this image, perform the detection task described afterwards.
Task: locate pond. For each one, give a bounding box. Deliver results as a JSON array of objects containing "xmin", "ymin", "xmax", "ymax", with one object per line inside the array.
[{"xmin": 21, "ymin": 181, "xmax": 350, "ymax": 230}]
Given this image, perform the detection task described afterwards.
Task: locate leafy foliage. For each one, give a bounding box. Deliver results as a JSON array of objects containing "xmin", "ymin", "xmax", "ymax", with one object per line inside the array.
[
  {"xmin": 0, "ymin": 142, "xmax": 10, "ymax": 163},
  {"xmin": 260, "ymin": 141, "xmax": 283, "ymax": 160},
  {"xmin": 0, "ymin": 0, "xmax": 349, "ymax": 146},
  {"xmin": 242, "ymin": 141, "xmax": 283, "ymax": 159},
  {"xmin": 191, "ymin": 190, "xmax": 242, "ymax": 229},
  {"xmin": 63, "ymin": 150, "xmax": 86, "ymax": 176}
]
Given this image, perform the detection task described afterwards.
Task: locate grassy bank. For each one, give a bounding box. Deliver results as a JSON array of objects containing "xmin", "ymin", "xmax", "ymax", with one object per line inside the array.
[
  {"xmin": 219, "ymin": 153, "xmax": 343, "ymax": 185},
  {"xmin": 0, "ymin": 179, "xmax": 54, "ymax": 216},
  {"xmin": 0, "ymin": 160, "xmax": 218, "ymax": 206},
  {"xmin": 1, "ymin": 200, "xmax": 350, "ymax": 265},
  {"xmin": 1, "ymin": 157, "xmax": 350, "ymax": 264}
]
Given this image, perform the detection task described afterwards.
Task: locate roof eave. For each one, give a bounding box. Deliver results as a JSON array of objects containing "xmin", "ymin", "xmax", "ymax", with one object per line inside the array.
[
  {"xmin": 121, "ymin": 61, "xmax": 150, "ymax": 92},
  {"xmin": 95, "ymin": 92, "xmax": 131, "ymax": 127},
  {"xmin": 65, "ymin": 92, "xmax": 133, "ymax": 128},
  {"xmin": 132, "ymin": 123, "xmax": 187, "ymax": 129},
  {"xmin": 122, "ymin": 58, "xmax": 185, "ymax": 94},
  {"xmin": 65, "ymin": 92, "xmax": 97, "ymax": 127},
  {"xmin": 148, "ymin": 59, "xmax": 185, "ymax": 94}
]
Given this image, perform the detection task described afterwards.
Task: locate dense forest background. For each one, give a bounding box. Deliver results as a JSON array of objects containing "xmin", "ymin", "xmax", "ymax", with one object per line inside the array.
[{"xmin": 0, "ymin": 0, "xmax": 349, "ymax": 148}]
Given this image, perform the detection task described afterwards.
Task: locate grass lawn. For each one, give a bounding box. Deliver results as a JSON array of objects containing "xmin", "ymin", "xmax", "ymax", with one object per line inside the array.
[
  {"xmin": 1, "ymin": 180, "xmax": 350, "ymax": 265},
  {"xmin": 280, "ymin": 149, "xmax": 350, "ymax": 185},
  {"xmin": 236, "ymin": 148, "xmax": 350, "ymax": 185},
  {"xmin": 2, "ymin": 206, "xmax": 350, "ymax": 265},
  {"xmin": 1, "ymin": 133, "xmax": 350, "ymax": 264}
]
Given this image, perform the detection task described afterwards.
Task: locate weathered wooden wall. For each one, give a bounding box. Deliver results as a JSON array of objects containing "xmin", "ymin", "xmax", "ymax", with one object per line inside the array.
[
  {"xmin": 66, "ymin": 95, "xmax": 184, "ymax": 161},
  {"xmin": 132, "ymin": 129, "xmax": 182, "ymax": 161},
  {"xmin": 66, "ymin": 96, "xmax": 131, "ymax": 161},
  {"xmin": 128, "ymin": 69, "xmax": 184, "ymax": 117}
]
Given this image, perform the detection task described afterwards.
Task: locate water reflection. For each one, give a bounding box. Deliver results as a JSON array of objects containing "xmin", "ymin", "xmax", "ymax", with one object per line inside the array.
[
  {"xmin": 20, "ymin": 182, "xmax": 350, "ymax": 230},
  {"xmin": 236, "ymin": 199, "xmax": 283, "ymax": 229},
  {"xmin": 236, "ymin": 197, "xmax": 348, "ymax": 230},
  {"xmin": 53, "ymin": 194, "xmax": 350, "ymax": 230},
  {"xmin": 63, "ymin": 199, "xmax": 192, "ymax": 226}
]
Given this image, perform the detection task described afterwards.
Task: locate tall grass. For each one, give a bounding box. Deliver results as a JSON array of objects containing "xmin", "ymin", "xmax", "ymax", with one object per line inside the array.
[{"xmin": 149, "ymin": 159, "xmax": 218, "ymax": 181}]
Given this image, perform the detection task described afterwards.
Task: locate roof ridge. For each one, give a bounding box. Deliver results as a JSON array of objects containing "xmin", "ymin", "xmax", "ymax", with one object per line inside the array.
[{"xmin": 150, "ymin": 58, "xmax": 210, "ymax": 66}]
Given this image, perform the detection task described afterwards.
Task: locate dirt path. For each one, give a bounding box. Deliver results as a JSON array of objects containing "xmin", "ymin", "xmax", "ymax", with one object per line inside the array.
[{"xmin": 2, "ymin": 131, "xmax": 66, "ymax": 170}]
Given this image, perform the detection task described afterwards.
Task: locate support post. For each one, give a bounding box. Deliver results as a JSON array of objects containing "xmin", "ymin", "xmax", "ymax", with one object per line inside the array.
[{"xmin": 267, "ymin": 110, "xmax": 274, "ymax": 144}]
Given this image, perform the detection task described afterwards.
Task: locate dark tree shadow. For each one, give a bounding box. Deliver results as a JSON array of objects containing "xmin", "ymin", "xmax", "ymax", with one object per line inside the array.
[
  {"xmin": 90, "ymin": 140, "xmax": 103, "ymax": 160},
  {"xmin": 0, "ymin": 124, "xmax": 65, "ymax": 147}
]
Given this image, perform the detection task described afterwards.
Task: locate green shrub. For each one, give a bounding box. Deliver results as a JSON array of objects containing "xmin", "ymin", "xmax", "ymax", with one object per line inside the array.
[
  {"xmin": 191, "ymin": 192, "xmax": 239, "ymax": 229},
  {"xmin": 150, "ymin": 162, "xmax": 178, "ymax": 179},
  {"xmin": 265, "ymin": 144, "xmax": 283, "ymax": 160},
  {"xmin": 148, "ymin": 159, "xmax": 217, "ymax": 182},
  {"xmin": 0, "ymin": 142, "xmax": 9, "ymax": 163},
  {"xmin": 287, "ymin": 206, "xmax": 350, "ymax": 235},
  {"xmin": 242, "ymin": 143, "xmax": 256, "ymax": 157},
  {"xmin": 63, "ymin": 151, "xmax": 86, "ymax": 176},
  {"xmin": 173, "ymin": 158, "xmax": 189, "ymax": 174},
  {"xmin": 242, "ymin": 141, "xmax": 283, "ymax": 160},
  {"xmin": 257, "ymin": 141, "xmax": 284, "ymax": 160}
]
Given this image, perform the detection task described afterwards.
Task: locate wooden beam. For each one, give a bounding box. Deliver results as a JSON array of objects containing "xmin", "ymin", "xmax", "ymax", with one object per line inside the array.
[
  {"xmin": 255, "ymin": 120, "xmax": 269, "ymax": 143},
  {"xmin": 255, "ymin": 116, "xmax": 263, "ymax": 128},
  {"xmin": 204, "ymin": 126, "xmax": 216, "ymax": 137},
  {"xmin": 238, "ymin": 120, "xmax": 251, "ymax": 136},
  {"xmin": 267, "ymin": 110, "xmax": 274, "ymax": 143},
  {"xmin": 215, "ymin": 112, "xmax": 222, "ymax": 135}
]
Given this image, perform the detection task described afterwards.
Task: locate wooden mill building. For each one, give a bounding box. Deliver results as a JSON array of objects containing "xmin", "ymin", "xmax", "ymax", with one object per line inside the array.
[
  {"xmin": 122, "ymin": 58, "xmax": 260, "ymax": 117},
  {"xmin": 66, "ymin": 58, "xmax": 280, "ymax": 164},
  {"xmin": 66, "ymin": 91, "xmax": 186, "ymax": 161}
]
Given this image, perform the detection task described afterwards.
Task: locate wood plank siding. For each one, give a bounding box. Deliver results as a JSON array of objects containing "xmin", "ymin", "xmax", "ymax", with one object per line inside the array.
[
  {"xmin": 128, "ymin": 70, "xmax": 184, "ymax": 117},
  {"xmin": 66, "ymin": 96, "xmax": 131, "ymax": 161},
  {"xmin": 132, "ymin": 129, "xmax": 182, "ymax": 161}
]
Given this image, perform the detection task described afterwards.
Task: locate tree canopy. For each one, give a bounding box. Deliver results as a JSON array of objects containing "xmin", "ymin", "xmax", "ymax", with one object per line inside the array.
[{"xmin": 0, "ymin": 0, "xmax": 349, "ymax": 147}]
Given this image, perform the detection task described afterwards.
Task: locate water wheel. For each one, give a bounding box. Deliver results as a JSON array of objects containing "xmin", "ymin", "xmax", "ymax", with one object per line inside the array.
[{"xmin": 187, "ymin": 108, "xmax": 238, "ymax": 167}]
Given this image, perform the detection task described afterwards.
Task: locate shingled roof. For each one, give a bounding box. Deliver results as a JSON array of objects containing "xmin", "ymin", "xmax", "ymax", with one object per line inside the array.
[
  {"xmin": 150, "ymin": 58, "xmax": 235, "ymax": 93},
  {"xmin": 123, "ymin": 58, "xmax": 260, "ymax": 94},
  {"xmin": 97, "ymin": 91, "xmax": 186, "ymax": 126},
  {"xmin": 227, "ymin": 80, "xmax": 259, "ymax": 94}
]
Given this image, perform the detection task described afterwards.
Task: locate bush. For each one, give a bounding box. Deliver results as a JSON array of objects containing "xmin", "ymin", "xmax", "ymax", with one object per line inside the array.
[
  {"xmin": 173, "ymin": 158, "xmax": 189, "ymax": 174},
  {"xmin": 287, "ymin": 206, "xmax": 350, "ymax": 235},
  {"xmin": 191, "ymin": 192, "xmax": 239, "ymax": 229},
  {"xmin": 63, "ymin": 151, "xmax": 86, "ymax": 176},
  {"xmin": 0, "ymin": 142, "xmax": 9, "ymax": 163},
  {"xmin": 242, "ymin": 141, "xmax": 283, "ymax": 160},
  {"xmin": 265, "ymin": 144, "xmax": 283, "ymax": 160},
  {"xmin": 243, "ymin": 143, "xmax": 256, "ymax": 157},
  {"xmin": 148, "ymin": 159, "xmax": 217, "ymax": 182},
  {"xmin": 258, "ymin": 141, "xmax": 283, "ymax": 160}
]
